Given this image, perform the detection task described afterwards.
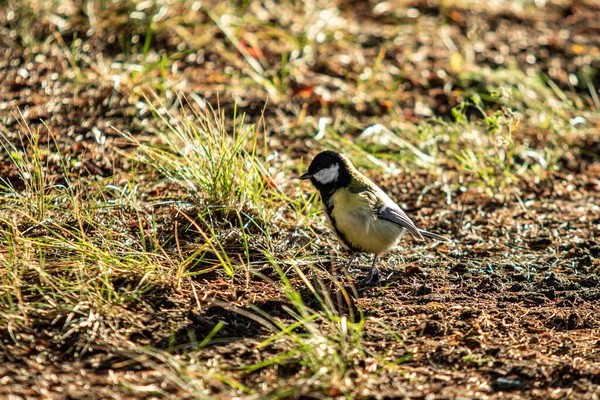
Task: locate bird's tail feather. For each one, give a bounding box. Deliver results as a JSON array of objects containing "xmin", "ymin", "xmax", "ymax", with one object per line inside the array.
[{"xmin": 418, "ymin": 229, "xmax": 451, "ymax": 242}]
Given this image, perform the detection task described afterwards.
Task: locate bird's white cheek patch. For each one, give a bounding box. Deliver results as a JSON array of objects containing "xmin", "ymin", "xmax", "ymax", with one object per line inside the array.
[{"xmin": 313, "ymin": 164, "xmax": 339, "ymax": 184}]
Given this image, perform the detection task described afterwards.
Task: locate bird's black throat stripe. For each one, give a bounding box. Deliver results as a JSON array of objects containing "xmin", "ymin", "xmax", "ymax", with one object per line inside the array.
[
  {"xmin": 319, "ymin": 189, "xmax": 362, "ymax": 253},
  {"xmin": 320, "ymin": 189, "xmax": 334, "ymax": 214}
]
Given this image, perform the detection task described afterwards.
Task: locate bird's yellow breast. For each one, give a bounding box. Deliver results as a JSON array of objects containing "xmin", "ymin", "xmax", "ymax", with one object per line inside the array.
[{"xmin": 326, "ymin": 188, "xmax": 404, "ymax": 255}]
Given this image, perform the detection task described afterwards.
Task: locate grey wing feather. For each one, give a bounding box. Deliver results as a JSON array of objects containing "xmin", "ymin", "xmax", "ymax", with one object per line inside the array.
[
  {"xmin": 359, "ymin": 182, "xmax": 450, "ymax": 243},
  {"xmin": 418, "ymin": 229, "xmax": 451, "ymax": 242},
  {"xmin": 376, "ymin": 205, "xmax": 424, "ymax": 240}
]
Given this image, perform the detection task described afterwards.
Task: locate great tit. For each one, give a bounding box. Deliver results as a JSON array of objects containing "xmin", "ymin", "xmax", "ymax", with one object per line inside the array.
[{"xmin": 300, "ymin": 150, "xmax": 448, "ymax": 284}]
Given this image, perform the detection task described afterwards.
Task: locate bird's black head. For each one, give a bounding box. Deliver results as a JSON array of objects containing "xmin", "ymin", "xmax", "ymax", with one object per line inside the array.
[{"xmin": 300, "ymin": 150, "xmax": 352, "ymax": 192}]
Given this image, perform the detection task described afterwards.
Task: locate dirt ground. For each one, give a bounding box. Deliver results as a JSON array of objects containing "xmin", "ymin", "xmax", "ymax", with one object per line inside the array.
[{"xmin": 1, "ymin": 0, "xmax": 599, "ymax": 399}]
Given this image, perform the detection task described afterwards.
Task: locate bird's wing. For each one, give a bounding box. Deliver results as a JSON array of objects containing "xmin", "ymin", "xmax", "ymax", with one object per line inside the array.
[
  {"xmin": 348, "ymin": 180, "xmax": 424, "ymax": 240},
  {"xmin": 376, "ymin": 203, "xmax": 424, "ymax": 240},
  {"xmin": 417, "ymin": 229, "xmax": 451, "ymax": 242},
  {"xmin": 348, "ymin": 174, "xmax": 446, "ymax": 242}
]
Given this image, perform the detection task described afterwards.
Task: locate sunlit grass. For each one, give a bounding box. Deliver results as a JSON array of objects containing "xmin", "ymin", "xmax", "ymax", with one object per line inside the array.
[
  {"xmin": 0, "ymin": 127, "xmax": 170, "ymax": 349},
  {"xmin": 0, "ymin": 103, "xmax": 349, "ymax": 397},
  {"xmin": 318, "ymin": 64, "xmax": 593, "ymax": 197},
  {"xmin": 125, "ymin": 98, "xmax": 270, "ymax": 210},
  {"xmin": 119, "ymin": 256, "xmax": 408, "ymax": 398}
]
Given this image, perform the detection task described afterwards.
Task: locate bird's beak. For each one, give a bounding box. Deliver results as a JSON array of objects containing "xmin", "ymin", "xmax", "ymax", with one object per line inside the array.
[{"xmin": 299, "ymin": 172, "xmax": 312, "ymax": 180}]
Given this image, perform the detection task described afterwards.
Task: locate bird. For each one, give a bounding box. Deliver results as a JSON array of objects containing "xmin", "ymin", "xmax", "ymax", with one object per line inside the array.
[{"xmin": 300, "ymin": 150, "xmax": 449, "ymax": 285}]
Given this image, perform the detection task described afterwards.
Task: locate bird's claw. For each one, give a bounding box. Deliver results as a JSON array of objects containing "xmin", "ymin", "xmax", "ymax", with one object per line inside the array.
[{"xmin": 360, "ymin": 267, "xmax": 380, "ymax": 286}]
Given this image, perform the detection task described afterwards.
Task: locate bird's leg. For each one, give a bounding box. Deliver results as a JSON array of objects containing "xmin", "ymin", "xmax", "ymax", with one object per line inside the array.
[
  {"xmin": 345, "ymin": 253, "xmax": 359, "ymax": 274},
  {"xmin": 361, "ymin": 255, "xmax": 380, "ymax": 286}
]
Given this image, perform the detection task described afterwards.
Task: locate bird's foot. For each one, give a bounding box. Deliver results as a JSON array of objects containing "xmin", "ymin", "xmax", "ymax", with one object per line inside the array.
[{"xmin": 360, "ymin": 267, "xmax": 380, "ymax": 286}]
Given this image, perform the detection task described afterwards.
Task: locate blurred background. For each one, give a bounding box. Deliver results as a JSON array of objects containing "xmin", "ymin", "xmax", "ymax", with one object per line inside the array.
[{"xmin": 1, "ymin": 0, "xmax": 598, "ymax": 186}]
